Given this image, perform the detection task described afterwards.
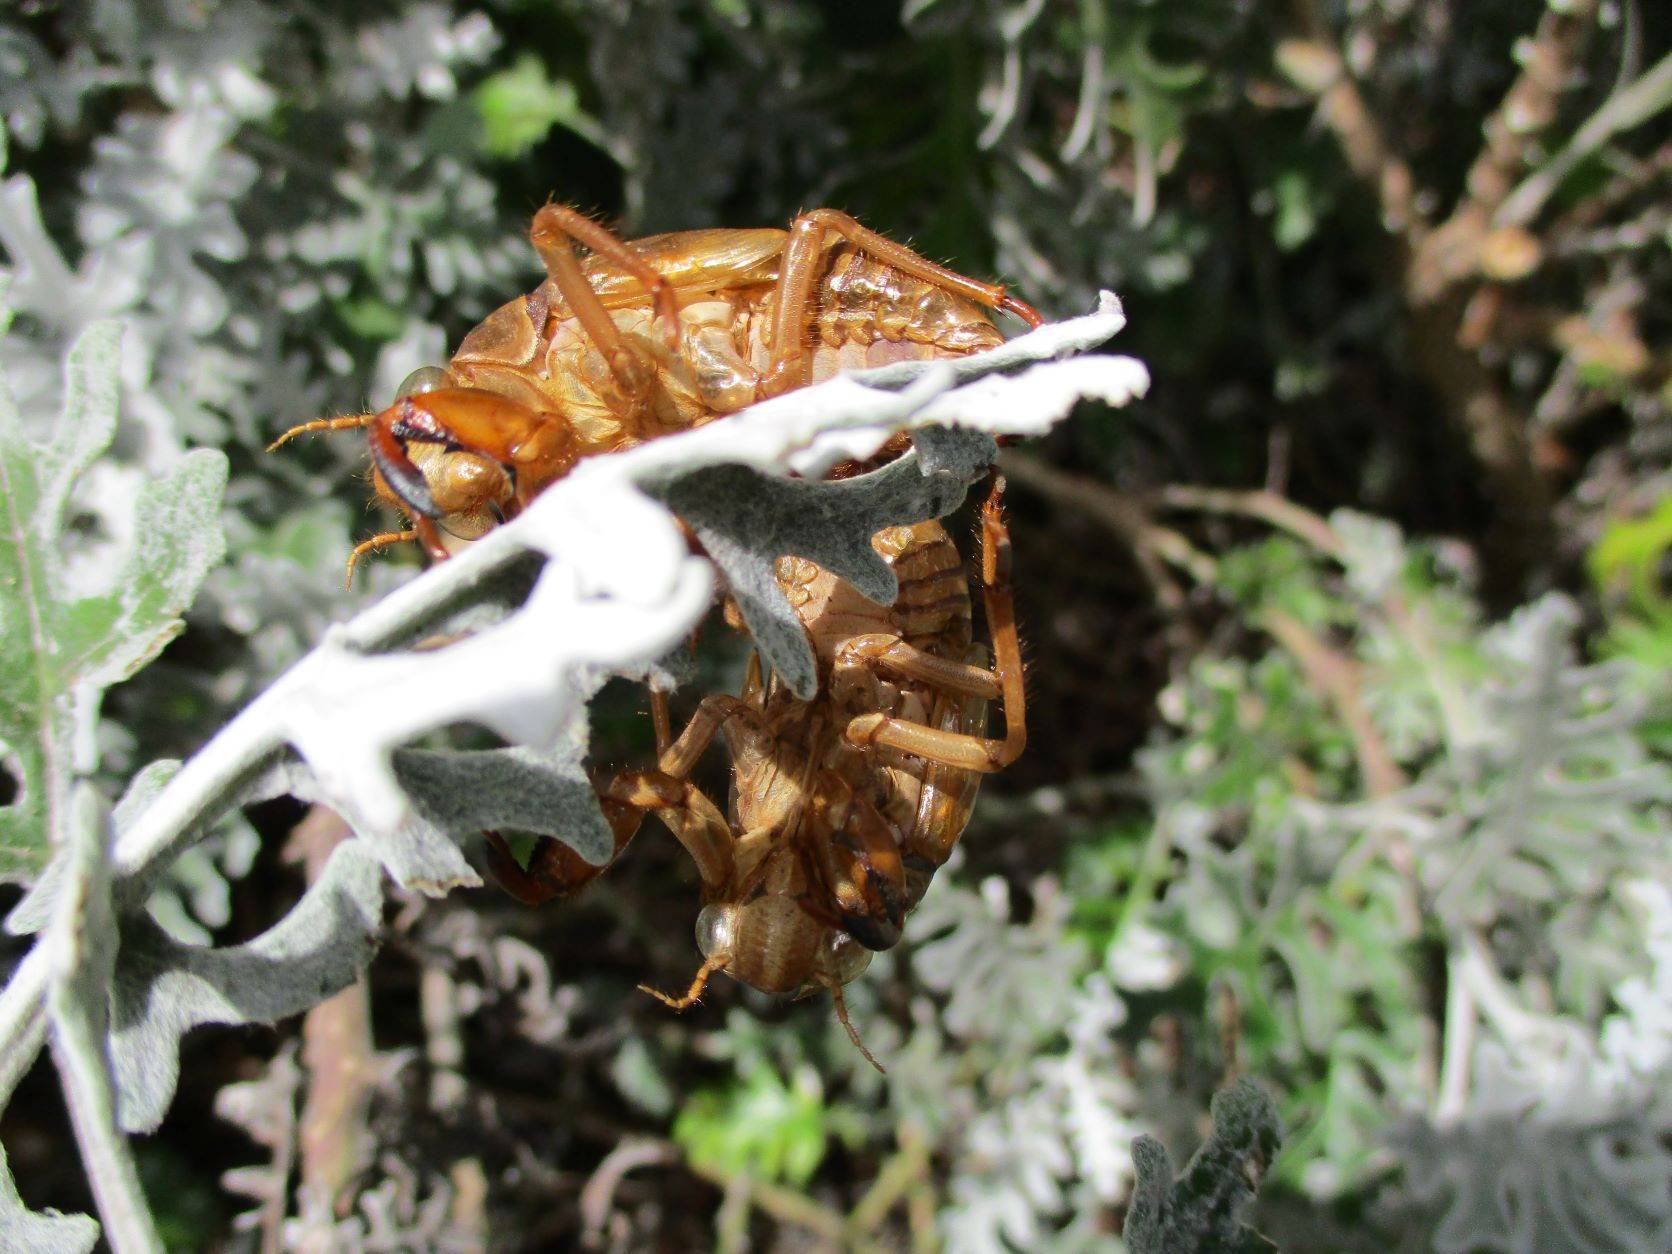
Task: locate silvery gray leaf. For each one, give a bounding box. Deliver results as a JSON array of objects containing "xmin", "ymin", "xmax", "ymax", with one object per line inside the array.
[
  {"xmin": 394, "ymin": 740, "xmax": 614, "ymax": 868},
  {"xmin": 0, "ymin": 1144, "xmax": 98, "ymax": 1254},
  {"xmin": 107, "ymin": 838, "xmax": 384, "ymax": 1133},
  {"xmin": 1124, "ymin": 1079, "xmax": 1281, "ymax": 1254},
  {"xmin": 659, "ymin": 436, "xmax": 987, "ymax": 696}
]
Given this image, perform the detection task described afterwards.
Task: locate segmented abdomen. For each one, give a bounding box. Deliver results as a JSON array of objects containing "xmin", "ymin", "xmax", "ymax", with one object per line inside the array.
[
  {"xmin": 873, "ymin": 522, "xmax": 973, "ymax": 653},
  {"xmin": 816, "ymin": 247, "xmax": 1006, "ymax": 358}
]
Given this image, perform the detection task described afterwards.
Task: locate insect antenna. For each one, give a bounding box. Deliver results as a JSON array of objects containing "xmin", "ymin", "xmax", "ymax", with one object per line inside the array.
[{"xmin": 265, "ymin": 412, "xmax": 375, "ymax": 453}]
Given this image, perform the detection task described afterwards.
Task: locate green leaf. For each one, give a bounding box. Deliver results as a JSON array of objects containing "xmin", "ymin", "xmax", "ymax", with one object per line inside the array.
[
  {"xmin": 0, "ymin": 318, "xmax": 227, "ymax": 882},
  {"xmin": 331, "ymin": 295, "xmax": 408, "ymax": 343},
  {"xmin": 1589, "ymin": 495, "xmax": 1672, "ymax": 626},
  {"xmin": 471, "ymin": 54, "xmax": 600, "ymax": 159},
  {"xmin": 1271, "ymin": 168, "xmax": 1320, "ymax": 251},
  {"xmin": 673, "ymin": 1065, "xmax": 831, "ymax": 1186}
]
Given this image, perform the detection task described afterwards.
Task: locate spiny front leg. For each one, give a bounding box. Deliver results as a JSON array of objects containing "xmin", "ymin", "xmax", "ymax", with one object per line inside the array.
[
  {"xmin": 482, "ymin": 827, "xmax": 624, "ymax": 906},
  {"xmin": 481, "ymin": 769, "xmax": 685, "ymax": 906},
  {"xmin": 363, "ymin": 388, "xmax": 577, "ymax": 566}
]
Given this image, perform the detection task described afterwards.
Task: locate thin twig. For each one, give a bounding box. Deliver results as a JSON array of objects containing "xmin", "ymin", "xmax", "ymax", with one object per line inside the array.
[
  {"xmin": 1499, "ymin": 32, "xmax": 1667, "ymax": 227},
  {"xmin": 578, "ymin": 1139, "xmax": 679, "ymax": 1247},
  {"xmin": 693, "ymin": 1160, "xmax": 863, "ymax": 1251},
  {"xmin": 1261, "ymin": 611, "xmax": 1406, "ymax": 800},
  {"xmin": 1279, "ymin": 0, "xmax": 1593, "ymax": 597},
  {"xmin": 1155, "ymin": 484, "xmax": 1344, "ymax": 558},
  {"xmin": 1407, "ymin": 0, "xmax": 1601, "ymax": 301},
  {"xmin": 848, "ymin": 1127, "xmax": 934, "ymax": 1236},
  {"xmin": 1284, "ymin": 0, "xmax": 1423, "ymax": 239},
  {"xmin": 1002, "ymin": 451, "xmax": 1214, "ymax": 612},
  {"xmin": 714, "ymin": 1171, "xmax": 753, "ymax": 1254},
  {"xmin": 907, "ymin": 1173, "xmax": 939, "ymax": 1254},
  {"xmin": 1465, "ymin": 2, "xmax": 1601, "ymax": 218},
  {"xmin": 289, "ymin": 807, "xmax": 375, "ymax": 1223},
  {"xmin": 1262, "ymin": 611, "xmax": 1422, "ymax": 939}
]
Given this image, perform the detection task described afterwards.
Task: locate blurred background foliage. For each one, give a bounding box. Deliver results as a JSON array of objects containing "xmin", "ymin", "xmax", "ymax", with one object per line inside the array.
[{"xmin": 1, "ymin": 0, "xmax": 1668, "ymax": 1249}]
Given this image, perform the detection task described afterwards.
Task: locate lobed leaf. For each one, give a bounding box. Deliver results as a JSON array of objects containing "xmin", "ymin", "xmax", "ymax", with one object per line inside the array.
[
  {"xmin": 1123, "ymin": 1079, "xmax": 1282, "ymax": 1254},
  {"xmin": 0, "ymin": 1141, "xmax": 98, "ymax": 1254},
  {"xmin": 0, "ymin": 316, "xmax": 227, "ymax": 882},
  {"xmin": 108, "ymin": 839, "xmax": 383, "ymax": 1133}
]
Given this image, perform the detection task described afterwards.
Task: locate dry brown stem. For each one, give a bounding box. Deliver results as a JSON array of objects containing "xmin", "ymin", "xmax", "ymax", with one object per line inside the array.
[
  {"xmin": 1275, "ymin": 26, "xmax": 1422, "ymax": 240},
  {"xmin": 1283, "ymin": 0, "xmax": 1605, "ymax": 599},
  {"xmin": 1261, "ymin": 607, "xmax": 1423, "ymax": 950},
  {"xmin": 1002, "ymin": 451, "xmax": 1209, "ymax": 607},
  {"xmin": 578, "ymin": 1138, "xmax": 680, "ymax": 1247},
  {"xmin": 1156, "ymin": 483, "xmax": 1345, "ymax": 557},
  {"xmin": 848, "ymin": 1125, "xmax": 935, "ymax": 1236},
  {"xmin": 1260, "ymin": 611, "xmax": 1407, "ymax": 801},
  {"xmin": 689, "ymin": 1160, "xmax": 854, "ymax": 1250},
  {"xmin": 286, "ymin": 806, "xmax": 376, "ymax": 1221}
]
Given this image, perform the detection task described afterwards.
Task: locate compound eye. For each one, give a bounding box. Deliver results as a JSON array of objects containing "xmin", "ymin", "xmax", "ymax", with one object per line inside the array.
[
  {"xmin": 394, "ymin": 365, "xmax": 451, "ymax": 401},
  {"xmin": 819, "ymin": 930, "xmax": 873, "ymax": 986},
  {"xmin": 695, "ymin": 905, "xmax": 737, "ymax": 961}
]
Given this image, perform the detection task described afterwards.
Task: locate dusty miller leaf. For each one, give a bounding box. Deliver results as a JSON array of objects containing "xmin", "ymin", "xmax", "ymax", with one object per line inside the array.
[
  {"xmin": 1411, "ymin": 596, "xmax": 1672, "ymax": 930},
  {"xmin": 393, "ymin": 741, "xmax": 614, "ymax": 867},
  {"xmin": 43, "ymin": 786, "xmax": 161, "ymax": 1250},
  {"xmin": 108, "ymin": 838, "xmax": 383, "ymax": 1133},
  {"xmin": 1392, "ymin": 1041, "xmax": 1672, "ymax": 1253},
  {"xmin": 84, "ymin": 296, "xmax": 1138, "ymax": 898},
  {"xmin": 1124, "ymin": 1079, "xmax": 1282, "ymax": 1254},
  {"xmin": 0, "ymin": 1143, "xmax": 98, "ymax": 1254},
  {"xmin": 0, "ymin": 298, "xmax": 1142, "ymax": 1218},
  {"xmin": 660, "ymin": 437, "xmax": 984, "ymax": 697},
  {"xmin": 0, "ymin": 316, "xmax": 227, "ymax": 882}
]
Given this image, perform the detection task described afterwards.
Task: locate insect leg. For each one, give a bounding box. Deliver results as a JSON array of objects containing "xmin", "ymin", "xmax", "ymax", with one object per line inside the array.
[
  {"xmin": 638, "ymin": 952, "xmax": 728, "ymax": 1012},
  {"xmin": 343, "ymin": 529, "xmax": 418, "ymax": 588},
  {"xmin": 603, "ymin": 769, "xmax": 735, "ymax": 893},
  {"xmin": 740, "ymin": 650, "xmax": 766, "ymax": 706},
  {"xmin": 528, "ymin": 203, "xmax": 676, "ymax": 410},
  {"xmin": 843, "ymin": 477, "xmax": 1026, "ymax": 771},
  {"xmin": 897, "ymin": 684, "xmax": 988, "ymax": 913},
  {"xmin": 608, "ymin": 693, "xmax": 759, "ymax": 875},
  {"xmin": 761, "ymin": 208, "xmax": 1044, "ymax": 395},
  {"xmin": 486, "ymin": 693, "xmax": 755, "ymax": 906},
  {"xmin": 836, "ymin": 633, "xmax": 1002, "ymax": 700},
  {"xmin": 650, "ymin": 688, "xmax": 673, "ymax": 755},
  {"xmin": 759, "ymin": 214, "xmax": 829, "ymax": 396},
  {"xmin": 529, "ymin": 203, "xmax": 680, "ymax": 341}
]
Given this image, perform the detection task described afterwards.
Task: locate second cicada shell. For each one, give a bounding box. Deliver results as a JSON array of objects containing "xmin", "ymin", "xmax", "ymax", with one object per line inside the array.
[{"xmin": 270, "ymin": 203, "xmax": 1039, "ymax": 581}]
